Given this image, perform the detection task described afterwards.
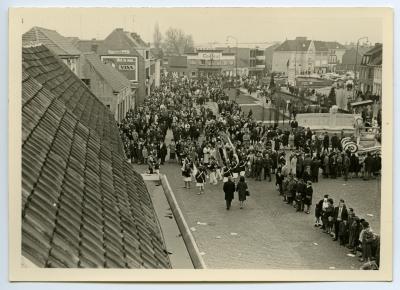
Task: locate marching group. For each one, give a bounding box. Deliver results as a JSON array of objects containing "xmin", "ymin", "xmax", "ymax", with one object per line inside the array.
[{"xmin": 118, "ymin": 73, "xmax": 381, "ymax": 269}]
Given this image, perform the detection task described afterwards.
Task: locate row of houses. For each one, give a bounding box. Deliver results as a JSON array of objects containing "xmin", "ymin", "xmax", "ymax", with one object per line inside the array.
[
  {"xmin": 164, "ymin": 37, "xmax": 377, "ymax": 79},
  {"xmin": 22, "ymin": 26, "xmax": 161, "ymax": 123},
  {"xmin": 165, "ymin": 46, "xmax": 269, "ymax": 78}
]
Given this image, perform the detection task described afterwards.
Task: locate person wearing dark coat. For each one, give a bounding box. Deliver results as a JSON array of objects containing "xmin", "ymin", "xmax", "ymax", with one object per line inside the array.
[
  {"xmin": 364, "ymin": 153, "xmax": 374, "ymax": 180},
  {"xmin": 315, "ymin": 195, "xmax": 328, "ymax": 227},
  {"xmin": 333, "ymin": 199, "xmax": 348, "ymax": 241},
  {"xmin": 275, "ymin": 168, "xmax": 284, "ymax": 195},
  {"xmin": 350, "ymin": 153, "xmax": 359, "ymax": 178},
  {"xmin": 159, "ymin": 142, "xmax": 168, "ymax": 165},
  {"xmin": 323, "ymin": 132, "xmax": 330, "ymax": 153},
  {"xmin": 236, "ymin": 176, "xmax": 249, "ymax": 209},
  {"xmin": 304, "ymin": 181, "xmax": 313, "ymax": 214},
  {"xmin": 343, "ymin": 154, "xmax": 351, "ymax": 181},
  {"xmin": 262, "ymin": 153, "xmax": 272, "ymax": 181},
  {"xmin": 311, "ymin": 156, "xmax": 320, "ymax": 182},
  {"xmin": 331, "ymin": 133, "xmax": 340, "ymax": 150},
  {"xmin": 223, "ymin": 176, "xmax": 235, "ymax": 210}
]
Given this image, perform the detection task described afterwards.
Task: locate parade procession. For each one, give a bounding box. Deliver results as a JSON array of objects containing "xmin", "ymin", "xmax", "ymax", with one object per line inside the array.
[{"xmin": 16, "ymin": 8, "xmax": 388, "ymax": 274}]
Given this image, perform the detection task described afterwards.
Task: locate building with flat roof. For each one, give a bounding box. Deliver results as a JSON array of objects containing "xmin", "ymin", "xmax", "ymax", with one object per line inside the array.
[{"xmin": 185, "ymin": 48, "xmax": 236, "ymax": 77}]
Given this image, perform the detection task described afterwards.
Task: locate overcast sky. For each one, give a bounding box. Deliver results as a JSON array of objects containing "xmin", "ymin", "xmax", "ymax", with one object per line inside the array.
[{"xmin": 19, "ymin": 8, "xmax": 383, "ymax": 47}]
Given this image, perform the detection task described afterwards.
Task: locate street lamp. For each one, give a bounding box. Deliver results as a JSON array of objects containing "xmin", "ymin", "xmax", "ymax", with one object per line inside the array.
[
  {"xmin": 226, "ymin": 35, "xmax": 238, "ymax": 80},
  {"xmin": 353, "ymin": 36, "xmax": 368, "ymax": 100}
]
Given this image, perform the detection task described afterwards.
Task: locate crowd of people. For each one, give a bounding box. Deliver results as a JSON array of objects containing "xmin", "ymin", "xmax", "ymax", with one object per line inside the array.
[{"xmin": 118, "ymin": 72, "xmax": 381, "ymax": 269}]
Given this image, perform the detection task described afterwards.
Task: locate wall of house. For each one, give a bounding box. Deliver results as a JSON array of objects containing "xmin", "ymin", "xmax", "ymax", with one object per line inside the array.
[
  {"xmin": 115, "ymin": 87, "xmax": 135, "ymax": 123},
  {"xmin": 272, "ymin": 51, "xmax": 293, "ymax": 73},
  {"xmin": 81, "ymin": 60, "xmax": 118, "ymax": 114},
  {"xmin": 359, "ymin": 66, "xmax": 374, "ymax": 94},
  {"xmin": 272, "ymin": 51, "xmax": 312, "ymax": 74},
  {"xmin": 373, "ymin": 66, "xmax": 382, "ymax": 96},
  {"xmin": 61, "ymin": 56, "xmax": 80, "ymax": 77}
]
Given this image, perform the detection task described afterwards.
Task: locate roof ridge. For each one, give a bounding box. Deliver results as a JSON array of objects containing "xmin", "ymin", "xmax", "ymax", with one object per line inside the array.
[{"xmin": 36, "ymin": 27, "xmax": 69, "ymax": 55}]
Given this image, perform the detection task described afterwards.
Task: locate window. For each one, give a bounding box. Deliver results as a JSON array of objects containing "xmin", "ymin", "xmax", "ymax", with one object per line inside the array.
[
  {"xmin": 201, "ymin": 60, "xmax": 206, "ymax": 65},
  {"xmin": 191, "ymin": 71, "xmax": 196, "ymax": 76},
  {"xmin": 145, "ymin": 50, "xmax": 150, "ymax": 59}
]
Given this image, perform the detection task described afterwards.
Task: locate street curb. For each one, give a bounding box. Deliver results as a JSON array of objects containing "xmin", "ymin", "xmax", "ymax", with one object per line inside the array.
[{"xmin": 159, "ymin": 174, "xmax": 207, "ymax": 269}]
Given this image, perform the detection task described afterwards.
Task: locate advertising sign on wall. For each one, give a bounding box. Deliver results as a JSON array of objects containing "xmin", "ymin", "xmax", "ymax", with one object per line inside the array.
[{"xmin": 101, "ymin": 55, "xmax": 138, "ymax": 81}]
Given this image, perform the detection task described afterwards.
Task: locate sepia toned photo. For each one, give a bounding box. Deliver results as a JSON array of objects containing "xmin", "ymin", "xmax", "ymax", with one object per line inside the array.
[{"xmin": 8, "ymin": 7, "xmax": 393, "ymax": 281}]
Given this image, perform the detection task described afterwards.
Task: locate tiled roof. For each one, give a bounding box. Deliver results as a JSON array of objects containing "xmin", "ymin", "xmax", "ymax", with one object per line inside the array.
[
  {"xmin": 324, "ymin": 41, "xmax": 346, "ymax": 50},
  {"xmin": 83, "ymin": 53, "xmax": 131, "ymax": 92},
  {"xmin": 23, "ymin": 27, "xmax": 81, "ymax": 56},
  {"xmin": 313, "ymin": 41, "xmax": 345, "ymax": 51},
  {"xmin": 313, "ymin": 41, "xmax": 328, "ymax": 51},
  {"xmin": 364, "ymin": 44, "xmax": 382, "ymax": 56},
  {"xmin": 370, "ymin": 54, "xmax": 382, "ymax": 66},
  {"xmin": 21, "ymin": 44, "xmax": 171, "ymax": 269},
  {"xmin": 274, "ymin": 39, "xmax": 311, "ymax": 52},
  {"xmin": 74, "ymin": 39, "xmax": 104, "ymax": 53},
  {"xmin": 126, "ymin": 32, "xmax": 149, "ymax": 48}
]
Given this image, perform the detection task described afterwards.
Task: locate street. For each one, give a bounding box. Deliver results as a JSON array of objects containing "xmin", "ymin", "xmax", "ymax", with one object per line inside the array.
[{"xmin": 134, "ymin": 162, "xmax": 380, "ymax": 269}]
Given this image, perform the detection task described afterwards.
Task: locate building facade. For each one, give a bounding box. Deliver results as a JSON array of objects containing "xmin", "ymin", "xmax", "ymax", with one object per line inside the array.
[
  {"xmin": 335, "ymin": 46, "xmax": 371, "ymax": 73},
  {"xmin": 359, "ymin": 43, "xmax": 382, "ymax": 97},
  {"xmin": 272, "ymin": 37, "xmax": 345, "ymax": 75},
  {"xmin": 165, "ymin": 56, "xmax": 194, "ymax": 77},
  {"xmin": 185, "ymin": 48, "xmax": 236, "ymax": 77},
  {"xmin": 96, "ymin": 28, "xmax": 160, "ymax": 103},
  {"xmin": 81, "ymin": 53, "xmax": 135, "ymax": 123}
]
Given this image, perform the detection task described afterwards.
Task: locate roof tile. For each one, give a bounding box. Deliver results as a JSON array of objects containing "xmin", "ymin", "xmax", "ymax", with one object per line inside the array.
[{"xmin": 22, "ymin": 44, "xmax": 171, "ymax": 268}]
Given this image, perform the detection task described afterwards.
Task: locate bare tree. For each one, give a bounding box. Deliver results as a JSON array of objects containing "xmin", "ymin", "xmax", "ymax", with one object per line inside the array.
[{"xmin": 162, "ymin": 27, "xmax": 194, "ymax": 56}]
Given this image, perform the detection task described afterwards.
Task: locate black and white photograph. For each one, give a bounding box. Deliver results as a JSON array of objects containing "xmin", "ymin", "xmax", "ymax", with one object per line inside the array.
[{"xmin": 8, "ymin": 7, "xmax": 393, "ymax": 282}]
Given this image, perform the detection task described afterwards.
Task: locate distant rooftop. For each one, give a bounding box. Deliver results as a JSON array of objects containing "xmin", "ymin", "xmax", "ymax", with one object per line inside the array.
[
  {"xmin": 23, "ymin": 26, "xmax": 81, "ymax": 56},
  {"xmin": 83, "ymin": 53, "xmax": 131, "ymax": 92}
]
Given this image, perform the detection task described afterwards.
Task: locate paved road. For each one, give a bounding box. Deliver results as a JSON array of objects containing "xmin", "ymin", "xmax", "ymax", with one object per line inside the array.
[{"xmin": 134, "ymin": 162, "xmax": 380, "ymax": 269}]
